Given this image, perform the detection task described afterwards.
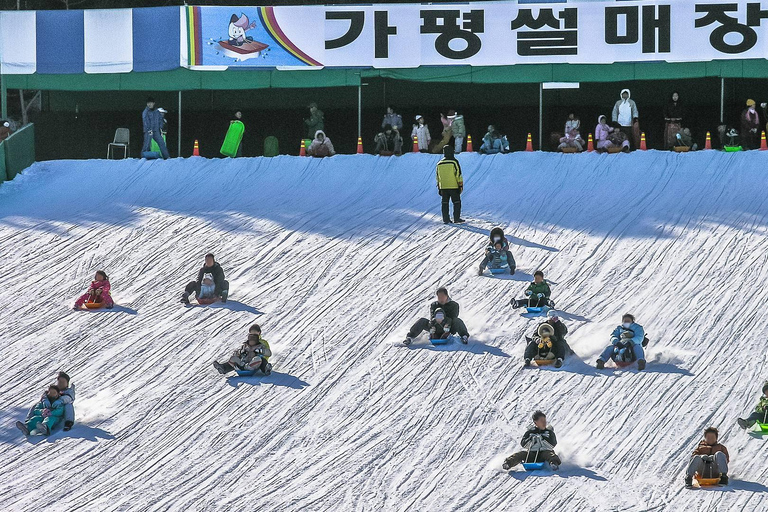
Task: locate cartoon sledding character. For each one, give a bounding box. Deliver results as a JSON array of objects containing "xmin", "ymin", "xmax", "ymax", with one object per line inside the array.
[{"xmin": 218, "ymin": 14, "xmax": 269, "ymax": 61}]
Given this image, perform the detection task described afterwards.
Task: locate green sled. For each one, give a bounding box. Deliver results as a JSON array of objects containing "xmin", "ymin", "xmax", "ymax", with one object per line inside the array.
[
  {"xmin": 724, "ymin": 145, "xmax": 742, "ymax": 152},
  {"xmin": 756, "ymin": 421, "xmax": 768, "ymax": 432},
  {"xmin": 150, "ymin": 133, "xmax": 167, "ymax": 153},
  {"xmin": 220, "ymin": 121, "xmax": 245, "ymax": 157}
]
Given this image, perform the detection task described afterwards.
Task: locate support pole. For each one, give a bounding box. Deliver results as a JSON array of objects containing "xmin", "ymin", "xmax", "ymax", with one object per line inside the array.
[
  {"xmin": 356, "ymin": 74, "xmax": 362, "ymax": 139},
  {"xmin": 720, "ymin": 77, "xmax": 724, "ymax": 124},
  {"xmin": 538, "ymin": 83, "xmax": 543, "ymax": 151},
  {"xmin": 1, "ymin": 75, "xmax": 7, "ymax": 120},
  {"xmin": 178, "ymin": 91, "xmax": 182, "ymax": 157}
]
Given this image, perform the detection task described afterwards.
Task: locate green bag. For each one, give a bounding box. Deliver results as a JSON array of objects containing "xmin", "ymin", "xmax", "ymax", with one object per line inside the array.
[
  {"xmin": 263, "ymin": 136, "xmax": 279, "ymax": 157},
  {"xmin": 220, "ymin": 120, "xmax": 245, "ymax": 157}
]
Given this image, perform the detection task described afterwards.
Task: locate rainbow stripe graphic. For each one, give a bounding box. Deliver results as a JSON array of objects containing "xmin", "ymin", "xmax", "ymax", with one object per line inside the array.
[
  {"xmin": 186, "ymin": 6, "xmax": 202, "ymax": 66},
  {"xmin": 258, "ymin": 6, "xmax": 322, "ymax": 66}
]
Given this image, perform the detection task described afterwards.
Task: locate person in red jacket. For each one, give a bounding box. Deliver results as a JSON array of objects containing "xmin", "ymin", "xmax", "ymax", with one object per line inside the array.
[
  {"xmin": 74, "ymin": 270, "xmax": 114, "ymax": 309},
  {"xmin": 685, "ymin": 426, "xmax": 729, "ymax": 488}
]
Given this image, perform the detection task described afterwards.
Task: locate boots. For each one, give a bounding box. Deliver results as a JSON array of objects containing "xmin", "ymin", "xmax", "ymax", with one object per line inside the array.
[{"xmin": 453, "ymin": 200, "xmax": 465, "ymax": 223}]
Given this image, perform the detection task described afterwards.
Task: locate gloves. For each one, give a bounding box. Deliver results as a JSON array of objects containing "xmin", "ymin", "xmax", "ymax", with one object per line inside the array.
[
  {"xmin": 537, "ymin": 293, "xmax": 544, "ymax": 298},
  {"xmin": 95, "ymin": 288, "xmax": 102, "ymax": 295},
  {"xmin": 42, "ymin": 409, "xmax": 51, "ymax": 418},
  {"xmin": 254, "ymin": 346, "xmax": 264, "ymax": 355},
  {"xmin": 459, "ymin": 185, "xmax": 464, "ymax": 193},
  {"xmin": 611, "ymin": 338, "xmax": 620, "ymax": 346},
  {"xmin": 525, "ymin": 290, "xmax": 533, "ymax": 296}
]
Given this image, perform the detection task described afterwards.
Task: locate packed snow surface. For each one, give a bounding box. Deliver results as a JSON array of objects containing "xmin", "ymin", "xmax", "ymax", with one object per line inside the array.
[{"xmin": 2, "ymin": 152, "xmax": 768, "ymax": 511}]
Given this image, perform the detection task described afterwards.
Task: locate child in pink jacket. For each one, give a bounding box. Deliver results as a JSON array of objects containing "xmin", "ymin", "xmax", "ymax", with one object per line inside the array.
[{"xmin": 74, "ymin": 270, "xmax": 114, "ymax": 309}]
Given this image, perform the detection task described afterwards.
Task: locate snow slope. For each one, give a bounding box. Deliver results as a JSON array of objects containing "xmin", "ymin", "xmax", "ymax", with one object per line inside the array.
[{"xmin": 1, "ymin": 152, "xmax": 768, "ymax": 511}]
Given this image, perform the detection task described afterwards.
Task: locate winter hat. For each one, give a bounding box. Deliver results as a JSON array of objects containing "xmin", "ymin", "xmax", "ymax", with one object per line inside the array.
[
  {"xmin": 538, "ymin": 323, "xmax": 555, "ymax": 338},
  {"xmin": 157, "ymin": 108, "xmax": 167, "ymax": 114},
  {"xmin": 58, "ymin": 372, "xmax": 70, "ymax": 386},
  {"xmin": 415, "ymin": 115, "xmax": 423, "ymax": 121},
  {"xmin": 447, "ymin": 110, "xmax": 457, "ymax": 118},
  {"xmin": 762, "ymin": 382, "xmax": 768, "ymax": 394},
  {"xmin": 747, "ymin": 99, "xmax": 756, "ymax": 107},
  {"xmin": 2, "ymin": 121, "xmax": 8, "ymax": 128},
  {"xmin": 434, "ymin": 308, "xmax": 446, "ymax": 320},
  {"xmin": 598, "ymin": 115, "xmax": 606, "ymax": 123},
  {"xmin": 546, "ymin": 310, "xmax": 560, "ymax": 322}
]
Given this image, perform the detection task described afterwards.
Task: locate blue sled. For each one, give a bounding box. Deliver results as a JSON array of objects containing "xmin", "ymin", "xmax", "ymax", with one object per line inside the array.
[
  {"xmin": 430, "ymin": 337, "xmax": 451, "ymax": 346},
  {"xmin": 489, "ymin": 267, "xmax": 508, "ymax": 274},
  {"xmin": 527, "ymin": 306, "xmax": 550, "ymax": 314},
  {"xmin": 142, "ymin": 151, "xmax": 162, "ymax": 159},
  {"xmin": 522, "ymin": 462, "xmax": 547, "ymax": 471},
  {"xmin": 234, "ymin": 369, "xmax": 256, "ymax": 377}
]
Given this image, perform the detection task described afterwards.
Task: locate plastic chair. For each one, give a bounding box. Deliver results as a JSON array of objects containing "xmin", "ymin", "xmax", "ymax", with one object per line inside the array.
[{"xmin": 107, "ymin": 128, "xmax": 130, "ymax": 159}]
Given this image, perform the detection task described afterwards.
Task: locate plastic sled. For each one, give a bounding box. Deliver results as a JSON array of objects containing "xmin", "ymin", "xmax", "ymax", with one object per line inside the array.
[
  {"xmin": 695, "ymin": 476, "xmax": 721, "ymax": 487},
  {"xmin": 197, "ymin": 297, "xmax": 219, "ymax": 305},
  {"xmin": 755, "ymin": 421, "xmax": 768, "ymax": 432},
  {"xmin": 613, "ymin": 359, "xmax": 635, "ymax": 368},
  {"xmin": 430, "ymin": 337, "xmax": 451, "ymax": 346},
  {"xmin": 142, "ymin": 151, "xmax": 161, "ymax": 159},
  {"xmin": 150, "ymin": 133, "xmax": 167, "ymax": 153},
  {"xmin": 724, "ymin": 145, "xmax": 742, "ymax": 152},
  {"xmin": 84, "ymin": 302, "xmax": 104, "ymax": 310},
  {"xmin": 534, "ymin": 358, "xmax": 556, "ymax": 366},
  {"xmin": 526, "ymin": 306, "xmax": 550, "ymax": 314},
  {"xmin": 234, "ymin": 369, "xmax": 256, "ymax": 377},
  {"xmin": 489, "ymin": 266, "xmax": 508, "ymax": 274},
  {"xmin": 220, "ymin": 120, "xmax": 245, "ymax": 157},
  {"xmin": 607, "ymin": 147, "xmax": 624, "ymax": 154},
  {"xmin": 560, "ymin": 147, "xmax": 579, "ymax": 153},
  {"xmin": 522, "ymin": 462, "xmax": 547, "ymax": 471},
  {"xmin": 673, "ymin": 146, "xmax": 690, "ymax": 153}
]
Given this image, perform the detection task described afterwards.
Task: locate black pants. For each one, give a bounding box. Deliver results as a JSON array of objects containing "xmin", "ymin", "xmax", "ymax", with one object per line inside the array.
[
  {"xmin": 440, "ymin": 189, "xmax": 461, "ymax": 222},
  {"xmin": 513, "ymin": 296, "xmax": 548, "ymax": 308},
  {"xmin": 408, "ymin": 317, "xmax": 469, "ymax": 338},
  {"xmin": 524, "ymin": 338, "xmax": 566, "ymax": 360},
  {"xmin": 185, "ymin": 280, "xmax": 229, "ymax": 297},
  {"xmin": 219, "ymin": 358, "xmax": 269, "ymax": 373},
  {"xmin": 479, "ymin": 251, "xmax": 516, "ymax": 270},
  {"xmin": 504, "ymin": 450, "xmax": 561, "ymax": 468}
]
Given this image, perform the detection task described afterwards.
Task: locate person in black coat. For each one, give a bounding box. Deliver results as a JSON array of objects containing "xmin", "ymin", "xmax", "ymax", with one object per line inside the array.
[
  {"xmin": 503, "ymin": 411, "xmax": 562, "ymax": 471},
  {"xmin": 404, "ymin": 287, "xmax": 470, "ymax": 345},
  {"xmin": 478, "ymin": 227, "xmax": 516, "ymax": 275},
  {"xmin": 181, "ymin": 253, "xmax": 229, "ymax": 304}
]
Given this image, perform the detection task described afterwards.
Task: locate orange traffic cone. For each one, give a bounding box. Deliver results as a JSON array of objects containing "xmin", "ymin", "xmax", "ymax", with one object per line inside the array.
[
  {"xmin": 192, "ymin": 139, "xmax": 200, "ymax": 157},
  {"xmin": 525, "ymin": 133, "xmax": 533, "ymax": 152},
  {"xmin": 412, "ymin": 136, "xmax": 419, "ymax": 153},
  {"xmin": 299, "ymin": 139, "xmax": 306, "ymax": 157},
  {"xmin": 466, "ymin": 134, "xmax": 473, "ymax": 152},
  {"xmin": 705, "ymin": 131, "xmax": 712, "ymax": 150},
  {"xmin": 356, "ymin": 137, "xmax": 364, "ymax": 154},
  {"xmin": 761, "ymin": 131, "xmax": 767, "ymax": 150},
  {"xmin": 640, "ymin": 132, "xmax": 647, "ymax": 151},
  {"xmin": 587, "ymin": 133, "xmax": 594, "ymax": 152}
]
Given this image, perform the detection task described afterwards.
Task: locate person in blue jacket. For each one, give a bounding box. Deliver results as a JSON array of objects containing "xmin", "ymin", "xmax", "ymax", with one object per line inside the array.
[
  {"xmin": 596, "ymin": 313, "xmax": 647, "ymax": 370},
  {"xmin": 16, "ymin": 385, "xmax": 66, "ymax": 436},
  {"xmin": 142, "ymin": 96, "xmax": 170, "ymax": 159}
]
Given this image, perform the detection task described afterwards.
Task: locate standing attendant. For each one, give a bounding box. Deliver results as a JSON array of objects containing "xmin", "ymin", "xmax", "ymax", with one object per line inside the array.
[
  {"xmin": 612, "ymin": 89, "xmax": 639, "ymax": 150},
  {"xmin": 141, "ymin": 97, "xmax": 170, "ymax": 159},
  {"xmin": 663, "ymin": 92, "xmax": 684, "ymax": 149},
  {"xmin": 436, "ymin": 145, "xmax": 464, "ymax": 224}
]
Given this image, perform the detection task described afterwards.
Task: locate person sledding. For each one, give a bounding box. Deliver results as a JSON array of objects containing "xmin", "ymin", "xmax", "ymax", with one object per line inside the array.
[
  {"xmin": 73, "ymin": 270, "xmax": 114, "ymax": 310},
  {"xmin": 524, "ymin": 312, "xmax": 569, "ymax": 368},
  {"xmin": 403, "ymin": 287, "xmax": 470, "ymax": 345},
  {"xmin": 596, "ymin": 313, "xmax": 647, "ymax": 370},
  {"xmin": 478, "ymin": 227, "xmax": 516, "ymax": 275},
  {"xmin": 685, "ymin": 427, "xmax": 729, "ymax": 488},
  {"xmin": 510, "ymin": 271, "xmax": 553, "ymax": 309},
  {"xmin": 503, "ymin": 410, "xmax": 561, "ymax": 471},
  {"xmin": 213, "ymin": 323, "xmax": 272, "ymax": 376},
  {"xmin": 737, "ymin": 382, "xmax": 768, "ymax": 430},
  {"xmin": 181, "ymin": 253, "xmax": 229, "ymax": 305},
  {"xmin": 16, "ymin": 385, "xmax": 66, "ymax": 436}
]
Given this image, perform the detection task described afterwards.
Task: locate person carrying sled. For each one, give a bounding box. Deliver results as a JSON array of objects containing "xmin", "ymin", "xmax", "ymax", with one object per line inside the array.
[
  {"xmin": 74, "ymin": 270, "xmax": 114, "ymax": 310},
  {"xmin": 478, "ymin": 227, "xmax": 516, "ymax": 275},
  {"xmin": 596, "ymin": 313, "xmax": 646, "ymax": 370},
  {"xmin": 214, "ymin": 323, "xmax": 272, "ymax": 376},
  {"xmin": 307, "ymin": 130, "xmax": 336, "ymax": 157},
  {"xmin": 16, "ymin": 385, "xmax": 66, "ymax": 436},
  {"xmin": 404, "ymin": 287, "xmax": 470, "ymax": 345},
  {"xmin": 524, "ymin": 312, "xmax": 569, "ymax": 368},
  {"xmin": 436, "ymin": 145, "xmax": 464, "ymax": 224},
  {"xmin": 231, "ymin": 110, "xmax": 244, "ymax": 157},
  {"xmin": 141, "ymin": 96, "xmax": 170, "ymax": 159},
  {"xmin": 737, "ymin": 382, "xmax": 768, "ymax": 429},
  {"xmin": 511, "ymin": 271, "xmax": 553, "ymax": 309},
  {"xmin": 685, "ymin": 427, "xmax": 729, "ymax": 487},
  {"xmin": 503, "ymin": 410, "xmax": 561, "ymax": 471},
  {"xmin": 181, "ymin": 253, "xmax": 229, "ymax": 305}
]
